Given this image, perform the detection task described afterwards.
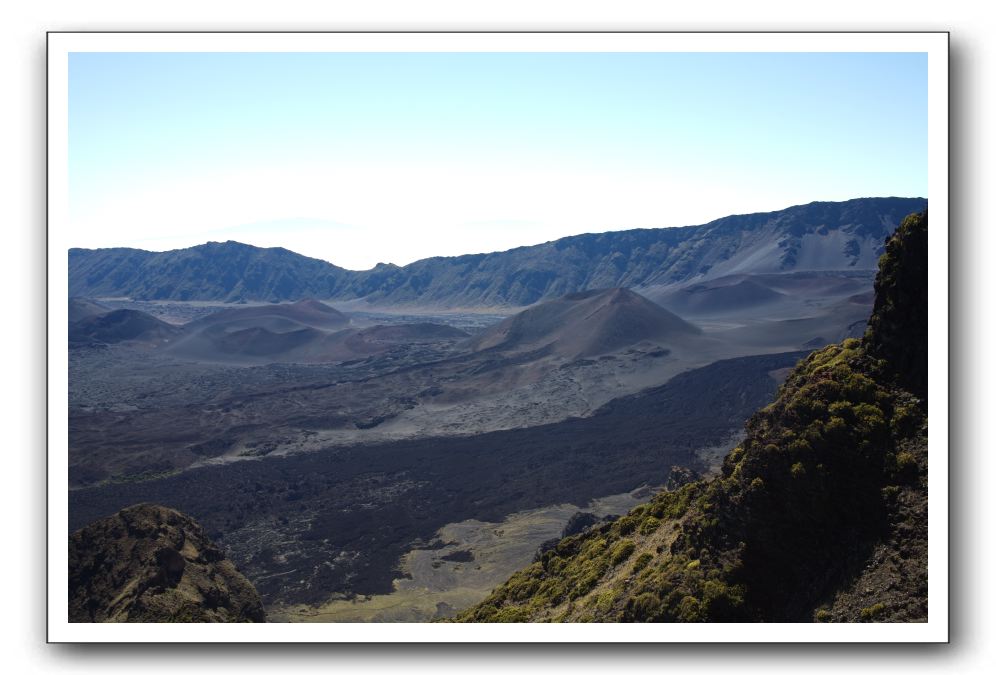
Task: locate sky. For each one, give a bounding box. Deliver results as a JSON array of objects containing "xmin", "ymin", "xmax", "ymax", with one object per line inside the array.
[{"xmin": 68, "ymin": 51, "xmax": 927, "ymax": 271}]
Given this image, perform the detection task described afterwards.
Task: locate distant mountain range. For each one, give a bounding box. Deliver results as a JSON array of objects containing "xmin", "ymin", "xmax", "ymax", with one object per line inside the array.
[{"xmin": 69, "ymin": 197, "xmax": 926, "ymax": 308}]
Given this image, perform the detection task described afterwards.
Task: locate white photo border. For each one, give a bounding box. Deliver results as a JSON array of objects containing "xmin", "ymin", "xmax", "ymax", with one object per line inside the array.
[{"xmin": 47, "ymin": 31, "xmax": 949, "ymax": 643}]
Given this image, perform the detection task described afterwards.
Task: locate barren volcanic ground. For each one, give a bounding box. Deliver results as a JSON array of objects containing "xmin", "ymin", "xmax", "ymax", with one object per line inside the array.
[
  {"xmin": 69, "ymin": 349, "xmax": 807, "ymax": 613},
  {"xmin": 67, "ymin": 286, "xmax": 868, "ymax": 619},
  {"xmin": 68, "ymin": 292, "xmax": 767, "ymax": 487}
]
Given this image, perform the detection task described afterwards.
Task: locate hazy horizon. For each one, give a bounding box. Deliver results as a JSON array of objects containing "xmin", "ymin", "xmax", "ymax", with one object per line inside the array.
[
  {"xmin": 67, "ymin": 194, "xmax": 926, "ymax": 271},
  {"xmin": 69, "ymin": 52, "xmax": 927, "ymax": 270}
]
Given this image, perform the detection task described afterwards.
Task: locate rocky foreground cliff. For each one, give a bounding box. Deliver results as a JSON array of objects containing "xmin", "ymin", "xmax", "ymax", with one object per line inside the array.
[
  {"xmin": 69, "ymin": 503, "xmax": 266, "ymax": 622},
  {"xmin": 456, "ymin": 210, "xmax": 929, "ymax": 623}
]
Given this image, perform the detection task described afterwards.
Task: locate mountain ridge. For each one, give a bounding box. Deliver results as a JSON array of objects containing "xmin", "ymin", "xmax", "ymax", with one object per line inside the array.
[{"xmin": 69, "ymin": 197, "xmax": 925, "ymax": 307}]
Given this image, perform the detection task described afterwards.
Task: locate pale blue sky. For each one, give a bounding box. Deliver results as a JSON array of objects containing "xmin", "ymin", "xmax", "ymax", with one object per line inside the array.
[{"xmin": 69, "ymin": 52, "xmax": 927, "ymax": 270}]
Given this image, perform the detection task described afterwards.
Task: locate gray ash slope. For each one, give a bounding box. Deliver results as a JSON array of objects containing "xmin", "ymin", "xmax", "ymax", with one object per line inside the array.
[
  {"xmin": 68, "ymin": 297, "xmax": 110, "ymax": 324},
  {"xmin": 163, "ymin": 298, "xmax": 350, "ymax": 363},
  {"xmin": 69, "ymin": 197, "xmax": 924, "ymax": 307},
  {"xmin": 69, "ymin": 308, "xmax": 182, "ymax": 346},
  {"xmin": 467, "ymin": 287, "xmax": 699, "ymax": 358},
  {"xmin": 182, "ymin": 298, "xmax": 349, "ymax": 332},
  {"xmin": 66, "ymin": 296, "xmax": 469, "ymax": 365}
]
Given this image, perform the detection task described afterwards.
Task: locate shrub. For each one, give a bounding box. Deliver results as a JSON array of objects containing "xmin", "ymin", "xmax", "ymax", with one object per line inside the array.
[
  {"xmin": 595, "ymin": 590, "xmax": 617, "ymax": 613},
  {"xmin": 824, "ymin": 416, "xmax": 848, "ymax": 439},
  {"xmin": 828, "ymin": 401, "xmax": 852, "ymax": 417},
  {"xmin": 568, "ymin": 558, "xmax": 610, "ymax": 599},
  {"xmin": 891, "ymin": 401, "xmax": 921, "ymax": 435},
  {"xmin": 507, "ymin": 578, "xmax": 540, "ymax": 602},
  {"xmin": 616, "ymin": 514, "xmax": 640, "ymax": 535},
  {"xmin": 639, "ymin": 516, "xmax": 662, "ymax": 536},
  {"xmin": 701, "ymin": 580, "xmax": 745, "ymax": 619},
  {"xmin": 650, "ymin": 485, "xmax": 696, "ymax": 520},
  {"xmin": 895, "ymin": 451, "xmax": 918, "ymax": 476},
  {"xmin": 632, "ymin": 552, "xmax": 654, "ymax": 573},
  {"xmin": 787, "ymin": 438, "xmax": 812, "ymax": 454},
  {"xmin": 860, "ymin": 603, "xmax": 887, "ymax": 622},
  {"xmin": 627, "ymin": 592, "xmax": 663, "ymax": 621},
  {"xmin": 493, "ymin": 606, "xmax": 531, "ymax": 622},
  {"xmin": 581, "ymin": 537, "xmax": 608, "ymax": 557},
  {"xmin": 609, "ymin": 540, "xmax": 636, "ymax": 566},
  {"xmin": 677, "ymin": 595, "xmax": 703, "ymax": 622},
  {"xmin": 457, "ymin": 602, "xmax": 499, "ymax": 622}
]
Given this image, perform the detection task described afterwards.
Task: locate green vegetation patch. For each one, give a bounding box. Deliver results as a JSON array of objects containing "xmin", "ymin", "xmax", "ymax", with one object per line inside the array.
[
  {"xmin": 609, "ymin": 540, "xmax": 636, "ymax": 567},
  {"xmin": 860, "ymin": 603, "xmax": 888, "ymax": 622}
]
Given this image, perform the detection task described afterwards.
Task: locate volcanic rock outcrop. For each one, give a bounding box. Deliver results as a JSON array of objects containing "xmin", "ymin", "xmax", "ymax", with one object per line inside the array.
[{"xmin": 69, "ymin": 503, "xmax": 266, "ymax": 623}]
